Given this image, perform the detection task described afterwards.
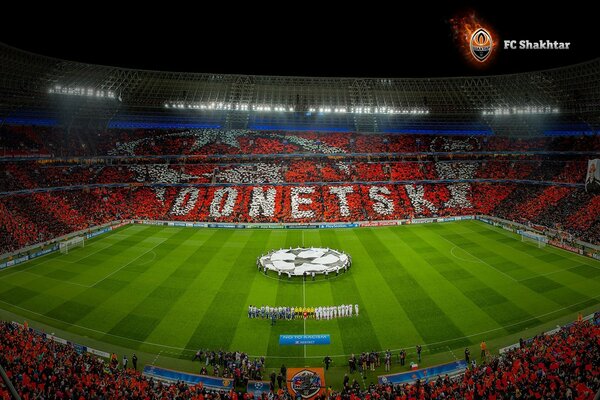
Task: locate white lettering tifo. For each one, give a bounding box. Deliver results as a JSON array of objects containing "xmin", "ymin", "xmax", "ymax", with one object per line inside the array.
[
  {"xmin": 404, "ymin": 185, "xmax": 438, "ymax": 213},
  {"xmin": 170, "ymin": 188, "xmax": 200, "ymax": 216},
  {"xmin": 503, "ymin": 40, "xmax": 571, "ymax": 50},
  {"xmin": 329, "ymin": 186, "xmax": 354, "ymax": 217},
  {"xmin": 165, "ymin": 184, "xmax": 477, "ymax": 218},
  {"xmin": 249, "ymin": 187, "xmax": 276, "ymax": 217},
  {"xmin": 291, "ymin": 187, "xmax": 315, "ymax": 219},
  {"xmin": 369, "ymin": 186, "xmax": 395, "ymax": 215},
  {"xmin": 209, "ymin": 187, "xmax": 238, "ymax": 217}
]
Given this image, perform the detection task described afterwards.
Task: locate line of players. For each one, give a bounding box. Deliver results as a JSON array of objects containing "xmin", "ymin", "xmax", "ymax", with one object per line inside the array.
[{"xmin": 248, "ymin": 304, "xmax": 359, "ymax": 320}]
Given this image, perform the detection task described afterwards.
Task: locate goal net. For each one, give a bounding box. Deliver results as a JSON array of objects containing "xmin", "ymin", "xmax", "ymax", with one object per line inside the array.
[
  {"xmin": 59, "ymin": 236, "xmax": 84, "ymax": 254},
  {"xmin": 520, "ymin": 230, "xmax": 547, "ymax": 248}
]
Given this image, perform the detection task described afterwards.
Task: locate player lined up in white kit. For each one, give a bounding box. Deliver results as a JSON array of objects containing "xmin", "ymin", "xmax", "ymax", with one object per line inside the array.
[{"xmin": 315, "ymin": 304, "xmax": 359, "ymax": 320}]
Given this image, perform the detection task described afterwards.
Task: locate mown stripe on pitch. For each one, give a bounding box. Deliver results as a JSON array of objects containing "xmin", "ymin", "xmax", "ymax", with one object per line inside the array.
[
  {"xmin": 475, "ymin": 221, "xmax": 600, "ymax": 274},
  {"xmin": 40, "ymin": 228, "xmax": 190, "ymax": 340},
  {"xmin": 444, "ymin": 230, "xmax": 531, "ymax": 281},
  {"xmin": 463, "ymin": 222, "xmax": 579, "ymax": 276},
  {"xmin": 0, "ymin": 226, "xmax": 159, "ymax": 318},
  {"xmin": 447, "ymin": 225, "xmax": 598, "ymax": 317},
  {"xmin": 141, "ymin": 229, "xmax": 245, "ymax": 356},
  {"xmin": 184, "ymin": 230, "xmax": 274, "ymax": 353},
  {"xmin": 264, "ymin": 230, "xmax": 306, "ymax": 359},
  {"xmin": 318, "ymin": 229, "xmax": 383, "ymax": 355},
  {"xmin": 405, "ymin": 228, "xmax": 542, "ymax": 335},
  {"xmin": 265, "ymin": 230, "xmax": 317, "ymax": 358},
  {"xmin": 519, "ymin": 276, "xmax": 592, "ymax": 311},
  {"xmin": 73, "ymin": 228, "xmax": 195, "ymax": 336},
  {"xmin": 228, "ymin": 230, "xmax": 290, "ymax": 358},
  {"xmin": 355, "ymin": 228, "xmax": 468, "ymax": 348},
  {"xmin": 449, "ymin": 230, "xmax": 586, "ymax": 300},
  {"xmin": 7, "ymin": 225, "xmax": 154, "ymax": 286},
  {"xmin": 0, "ymin": 284, "xmax": 40, "ymax": 305},
  {"xmin": 106, "ymin": 229, "xmax": 231, "ymax": 344},
  {"xmin": 387, "ymin": 227, "xmax": 497, "ymax": 346}
]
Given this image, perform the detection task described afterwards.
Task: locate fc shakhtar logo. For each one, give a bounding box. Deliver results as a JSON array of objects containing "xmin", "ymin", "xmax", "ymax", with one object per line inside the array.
[
  {"xmin": 291, "ymin": 370, "xmax": 322, "ymax": 399},
  {"xmin": 470, "ymin": 28, "xmax": 493, "ymax": 62}
]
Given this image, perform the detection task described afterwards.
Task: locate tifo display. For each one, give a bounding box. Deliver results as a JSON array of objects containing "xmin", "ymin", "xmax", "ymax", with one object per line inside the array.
[{"xmin": 257, "ymin": 247, "xmax": 351, "ymax": 277}]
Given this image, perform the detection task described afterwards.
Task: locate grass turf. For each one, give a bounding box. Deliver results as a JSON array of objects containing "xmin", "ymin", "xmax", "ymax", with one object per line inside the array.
[{"xmin": 1, "ymin": 220, "xmax": 599, "ymax": 380}]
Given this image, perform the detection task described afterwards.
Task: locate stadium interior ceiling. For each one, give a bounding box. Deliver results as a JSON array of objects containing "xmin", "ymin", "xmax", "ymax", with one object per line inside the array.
[
  {"xmin": 0, "ymin": 5, "xmax": 599, "ymax": 136},
  {"xmin": 0, "ymin": 42, "xmax": 598, "ymax": 136}
]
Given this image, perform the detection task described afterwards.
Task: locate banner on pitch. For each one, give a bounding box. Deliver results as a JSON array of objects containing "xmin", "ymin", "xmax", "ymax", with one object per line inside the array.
[{"xmin": 279, "ymin": 334, "xmax": 330, "ymax": 345}]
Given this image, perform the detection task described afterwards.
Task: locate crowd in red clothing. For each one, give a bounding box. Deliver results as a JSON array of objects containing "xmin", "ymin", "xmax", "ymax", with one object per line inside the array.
[
  {"xmin": 1, "ymin": 179, "xmax": 599, "ymax": 255},
  {"xmin": 3, "ymin": 126, "xmax": 600, "ymax": 157},
  {"xmin": 1, "ymin": 127, "xmax": 599, "ymax": 254},
  {"xmin": 1, "ymin": 316, "xmax": 598, "ymax": 400},
  {"xmin": 0, "ymin": 160, "xmax": 590, "ymax": 191},
  {"xmin": 330, "ymin": 317, "xmax": 600, "ymax": 400},
  {"xmin": 0, "ymin": 321, "xmax": 233, "ymax": 400}
]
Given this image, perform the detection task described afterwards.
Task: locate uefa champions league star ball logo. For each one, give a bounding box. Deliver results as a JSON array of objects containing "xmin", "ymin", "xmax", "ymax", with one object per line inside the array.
[
  {"xmin": 291, "ymin": 370, "xmax": 322, "ymax": 399},
  {"xmin": 258, "ymin": 247, "xmax": 351, "ymax": 277}
]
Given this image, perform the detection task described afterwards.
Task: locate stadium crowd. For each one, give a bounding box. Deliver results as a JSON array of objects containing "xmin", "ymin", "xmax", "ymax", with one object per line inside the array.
[
  {"xmin": 190, "ymin": 349, "xmax": 265, "ymax": 383},
  {"xmin": 1, "ymin": 179, "xmax": 599, "ymax": 255},
  {"xmin": 1, "ymin": 315, "xmax": 599, "ymax": 399},
  {"xmin": 1, "ymin": 127, "xmax": 599, "ymax": 254},
  {"xmin": 330, "ymin": 316, "xmax": 600, "ymax": 400},
  {"xmin": 0, "ymin": 160, "xmax": 590, "ymax": 190},
  {"xmin": 4, "ymin": 126, "xmax": 600, "ymax": 157}
]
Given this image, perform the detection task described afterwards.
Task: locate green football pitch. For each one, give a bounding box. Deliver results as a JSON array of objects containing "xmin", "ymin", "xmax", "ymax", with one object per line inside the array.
[{"xmin": 1, "ymin": 220, "xmax": 599, "ymax": 376}]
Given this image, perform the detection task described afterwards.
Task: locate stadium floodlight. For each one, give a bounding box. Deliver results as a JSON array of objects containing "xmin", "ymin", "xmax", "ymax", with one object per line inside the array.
[
  {"xmin": 482, "ymin": 106, "xmax": 559, "ymax": 116},
  {"xmin": 48, "ymin": 85, "xmax": 118, "ymax": 100},
  {"xmin": 163, "ymin": 100, "xmax": 429, "ymax": 116}
]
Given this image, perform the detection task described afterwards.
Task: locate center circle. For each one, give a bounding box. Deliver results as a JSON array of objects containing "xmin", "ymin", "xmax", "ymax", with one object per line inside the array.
[{"xmin": 257, "ymin": 247, "xmax": 351, "ymax": 277}]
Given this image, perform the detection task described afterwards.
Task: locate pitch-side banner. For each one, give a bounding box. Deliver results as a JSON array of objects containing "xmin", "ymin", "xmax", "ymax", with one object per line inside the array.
[
  {"xmin": 585, "ymin": 159, "xmax": 600, "ymax": 193},
  {"xmin": 279, "ymin": 334, "xmax": 331, "ymax": 345},
  {"xmin": 286, "ymin": 368, "xmax": 326, "ymax": 400}
]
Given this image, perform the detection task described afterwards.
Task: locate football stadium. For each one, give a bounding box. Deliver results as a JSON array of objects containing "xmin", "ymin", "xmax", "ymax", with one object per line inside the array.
[{"xmin": 0, "ymin": 26, "xmax": 600, "ymax": 399}]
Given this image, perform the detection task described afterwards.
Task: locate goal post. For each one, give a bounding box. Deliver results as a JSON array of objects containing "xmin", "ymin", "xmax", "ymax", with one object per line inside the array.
[
  {"xmin": 519, "ymin": 230, "xmax": 548, "ymax": 248},
  {"xmin": 59, "ymin": 236, "xmax": 85, "ymax": 254}
]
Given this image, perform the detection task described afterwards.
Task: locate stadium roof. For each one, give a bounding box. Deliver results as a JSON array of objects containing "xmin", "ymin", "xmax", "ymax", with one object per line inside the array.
[{"xmin": 0, "ymin": 43, "xmax": 598, "ymax": 135}]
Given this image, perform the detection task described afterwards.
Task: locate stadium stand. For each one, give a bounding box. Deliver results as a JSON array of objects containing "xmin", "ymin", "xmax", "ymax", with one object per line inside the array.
[
  {"xmin": 1, "ymin": 129, "xmax": 600, "ymax": 254},
  {"xmin": 1, "ymin": 315, "xmax": 598, "ymax": 399}
]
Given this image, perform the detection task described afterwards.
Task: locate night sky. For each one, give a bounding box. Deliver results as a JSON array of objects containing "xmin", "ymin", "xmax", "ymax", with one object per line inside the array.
[{"xmin": 1, "ymin": 5, "xmax": 597, "ymax": 78}]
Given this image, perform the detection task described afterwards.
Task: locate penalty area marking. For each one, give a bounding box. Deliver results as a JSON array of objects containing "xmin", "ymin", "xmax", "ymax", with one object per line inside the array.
[
  {"xmin": 440, "ymin": 236, "xmax": 518, "ymax": 282},
  {"xmin": 450, "ymin": 246, "xmax": 483, "ymax": 264},
  {"xmin": 0, "ymin": 231, "xmax": 130, "ymax": 280},
  {"xmin": 0, "ymin": 291, "xmax": 598, "ymax": 360},
  {"xmin": 137, "ymin": 251, "xmax": 157, "ymax": 267},
  {"xmin": 20, "ymin": 271, "xmax": 92, "ymax": 289},
  {"xmin": 517, "ymin": 262, "xmax": 600, "ymax": 282},
  {"xmin": 448, "ymin": 240, "xmax": 600, "ymax": 283},
  {"xmin": 90, "ymin": 238, "xmax": 168, "ymax": 287}
]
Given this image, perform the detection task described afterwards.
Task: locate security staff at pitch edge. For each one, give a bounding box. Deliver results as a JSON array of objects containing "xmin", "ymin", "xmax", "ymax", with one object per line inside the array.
[{"xmin": 504, "ymin": 40, "xmax": 570, "ymax": 50}]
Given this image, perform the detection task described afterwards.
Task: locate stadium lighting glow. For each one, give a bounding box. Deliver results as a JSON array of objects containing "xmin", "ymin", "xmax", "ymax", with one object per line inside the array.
[
  {"xmin": 482, "ymin": 106, "xmax": 559, "ymax": 116},
  {"xmin": 163, "ymin": 101, "xmax": 429, "ymax": 116},
  {"xmin": 48, "ymin": 85, "xmax": 117, "ymax": 100}
]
